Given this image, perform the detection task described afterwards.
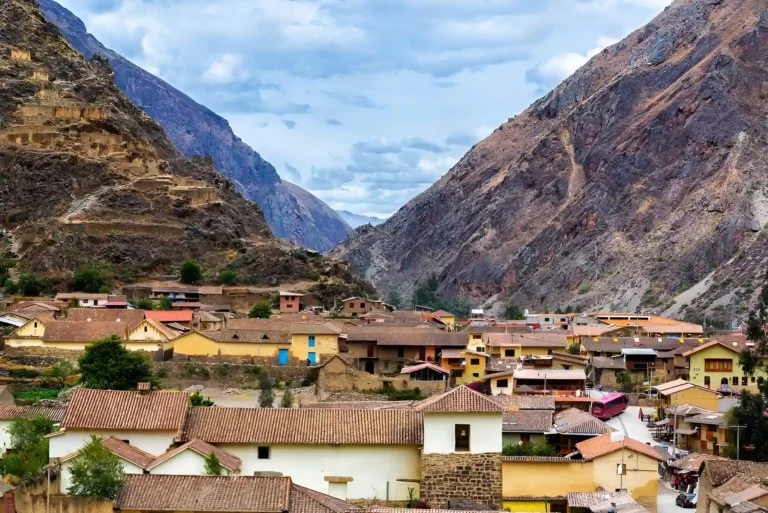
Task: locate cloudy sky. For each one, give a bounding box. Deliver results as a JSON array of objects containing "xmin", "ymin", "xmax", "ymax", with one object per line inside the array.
[{"xmin": 59, "ymin": 0, "xmax": 671, "ymax": 218}]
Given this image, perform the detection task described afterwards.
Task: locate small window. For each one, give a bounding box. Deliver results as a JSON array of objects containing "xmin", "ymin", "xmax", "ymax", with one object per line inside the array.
[
  {"xmin": 497, "ymin": 379, "xmax": 508, "ymax": 388},
  {"xmin": 144, "ymin": 326, "xmax": 148, "ymax": 332},
  {"xmin": 472, "ymin": 334, "xmax": 481, "ymax": 340},
  {"xmin": 742, "ymin": 376, "xmax": 748, "ymax": 386},
  {"xmin": 258, "ymin": 447, "xmax": 270, "ymax": 459},
  {"xmin": 505, "ymin": 349, "xmax": 515, "ymax": 357},
  {"xmin": 360, "ymin": 303, "xmax": 365, "ymax": 309},
  {"xmin": 472, "ymin": 373, "xmax": 479, "ymax": 377},
  {"xmin": 733, "ymin": 377, "xmax": 739, "ymax": 386},
  {"xmin": 455, "ymin": 424, "xmax": 470, "ymax": 452},
  {"xmin": 470, "ymin": 358, "xmax": 480, "ymax": 365},
  {"xmin": 704, "ymin": 376, "xmax": 711, "ymax": 387},
  {"xmin": 752, "ymin": 377, "xmax": 757, "ymax": 383},
  {"xmin": 121, "ymin": 439, "xmax": 130, "ymax": 445},
  {"xmin": 397, "ymin": 348, "xmax": 404, "ymax": 358},
  {"xmin": 33, "ymin": 321, "xmax": 38, "ymax": 329}
]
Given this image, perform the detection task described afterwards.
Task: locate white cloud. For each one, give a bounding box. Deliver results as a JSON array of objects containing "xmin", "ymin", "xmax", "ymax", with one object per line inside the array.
[
  {"xmin": 526, "ymin": 36, "xmax": 620, "ymax": 90},
  {"xmin": 203, "ymin": 53, "xmax": 244, "ymax": 84}
]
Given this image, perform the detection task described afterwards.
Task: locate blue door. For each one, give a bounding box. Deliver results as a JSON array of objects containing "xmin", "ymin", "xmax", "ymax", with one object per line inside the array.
[
  {"xmin": 278, "ymin": 349, "xmax": 289, "ymax": 365},
  {"xmin": 308, "ymin": 352, "xmax": 316, "ymax": 364}
]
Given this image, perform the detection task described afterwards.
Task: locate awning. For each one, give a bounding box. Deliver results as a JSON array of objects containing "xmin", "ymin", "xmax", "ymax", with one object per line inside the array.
[
  {"xmin": 654, "ymin": 418, "xmax": 670, "ymax": 426},
  {"xmin": 675, "ymin": 429, "xmax": 697, "ymax": 435}
]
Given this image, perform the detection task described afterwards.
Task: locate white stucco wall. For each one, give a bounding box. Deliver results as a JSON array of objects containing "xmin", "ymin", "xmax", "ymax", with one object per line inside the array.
[
  {"xmin": 490, "ymin": 377, "xmax": 513, "ymax": 396},
  {"xmin": 422, "ymin": 413, "xmax": 502, "ymax": 454},
  {"xmin": 60, "ymin": 458, "xmax": 142, "ymax": 494},
  {"xmin": 149, "ymin": 449, "xmax": 232, "ymax": 476},
  {"xmin": 219, "ymin": 444, "xmax": 420, "ymax": 500},
  {"xmin": 0, "ymin": 420, "xmax": 13, "ymax": 453},
  {"xmin": 49, "ymin": 430, "xmax": 176, "ymax": 458}
]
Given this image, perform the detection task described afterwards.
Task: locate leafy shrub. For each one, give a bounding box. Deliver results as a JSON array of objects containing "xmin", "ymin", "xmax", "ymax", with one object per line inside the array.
[
  {"xmin": 74, "ymin": 266, "xmax": 111, "ymax": 293},
  {"xmin": 219, "ymin": 269, "xmax": 237, "ymax": 286},
  {"xmin": 180, "ymin": 260, "xmax": 203, "ymax": 284}
]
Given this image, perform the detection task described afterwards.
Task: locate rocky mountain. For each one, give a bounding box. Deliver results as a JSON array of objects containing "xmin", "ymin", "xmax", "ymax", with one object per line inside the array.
[
  {"xmin": 333, "ymin": 0, "xmax": 768, "ymax": 323},
  {"xmin": 0, "ymin": 0, "xmax": 372, "ymax": 303},
  {"xmin": 337, "ymin": 211, "xmax": 386, "ymax": 229},
  {"xmin": 36, "ymin": 0, "xmax": 352, "ymax": 253}
]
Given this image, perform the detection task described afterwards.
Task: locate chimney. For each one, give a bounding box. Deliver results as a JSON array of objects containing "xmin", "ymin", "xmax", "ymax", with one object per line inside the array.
[{"xmin": 137, "ymin": 382, "xmax": 151, "ymax": 394}]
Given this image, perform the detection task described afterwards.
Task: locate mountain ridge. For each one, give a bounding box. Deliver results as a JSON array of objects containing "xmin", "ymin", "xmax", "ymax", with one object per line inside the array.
[
  {"xmin": 332, "ymin": 0, "xmax": 768, "ymax": 323},
  {"xmin": 337, "ymin": 210, "xmax": 386, "ymax": 229},
  {"xmin": 37, "ymin": 0, "xmax": 351, "ymax": 252}
]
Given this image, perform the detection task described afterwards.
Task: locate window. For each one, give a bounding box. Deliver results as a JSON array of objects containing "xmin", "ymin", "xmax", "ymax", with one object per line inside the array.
[
  {"xmin": 721, "ymin": 377, "xmax": 728, "ymax": 385},
  {"xmin": 258, "ymin": 447, "xmax": 270, "ymax": 459},
  {"xmin": 472, "ymin": 334, "xmax": 482, "ymax": 340},
  {"xmin": 475, "ymin": 346, "xmax": 483, "ymax": 352},
  {"xmin": 360, "ymin": 303, "xmax": 365, "ymax": 309},
  {"xmin": 472, "ymin": 373, "xmax": 479, "ymax": 378},
  {"xmin": 286, "ymin": 304, "xmax": 293, "ymax": 309},
  {"xmin": 308, "ymin": 335, "xmax": 316, "ymax": 347},
  {"xmin": 33, "ymin": 321, "xmax": 37, "ymax": 328},
  {"xmin": 752, "ymin": 377, "xmax": 757, "ymax": 383},
  {"xmin": 121, "ymin": 439, "xmax": 130, "ymax": 445},
  {"xmin": 497, "ymin": 379, "xmax": 509, "ymax": 388},
  {"xmin": 144, "ymin": 326, "xmax": 148, "ymax": 332},
  {"xmin": 470, "ymin": 358, "xmax": 480, "ymax": 365},
  {"xmin": 733, "ymin": 377, "xmax": 739, "ymax": 386},
  {"xmin": 742, "ymin": 376, "xmax": 748, "ymax": 386},
  {"xmin": 455, "ymin": 424, "xmax": 470, "ymax": 451},
  {"xmin": 562, "ymin": 365, "xmax": 572, "ymax": 370},
  {"xmin": 505, "ymin": 349, "xmax": 515, "ymax": 357},
  {"xmin": 704, "ymin": 376, "xmax": 711, "ymax": 387},
  {"xmin": 397, "ymin": 348, "xmax": 404, "ymax": 358},
  {"xmin": 705, "ymin": 359, "xmax": 733, "ymax": 372}
]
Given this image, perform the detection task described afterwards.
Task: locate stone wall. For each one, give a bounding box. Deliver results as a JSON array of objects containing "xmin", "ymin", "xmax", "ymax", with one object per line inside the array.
[
  {"xmin": 420, "ymin": 453, "xmax": 502, "ymax": 508},
  {"xmin": 154, "ymin": 360, "xmax": 309, "ymax": 389}
]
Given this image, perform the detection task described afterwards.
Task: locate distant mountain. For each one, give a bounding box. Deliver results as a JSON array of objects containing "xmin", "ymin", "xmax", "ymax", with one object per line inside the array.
[
  {"xmin": 333, "ymin": 0, "xmax": 768, "ymax": 324},
  {"xmin": 337, "ymin": 210, "xmax": 386, "ymax": 229},
  {"xmin": 37, "ymin": 0, "xmax": 351, "ymax": 252}
]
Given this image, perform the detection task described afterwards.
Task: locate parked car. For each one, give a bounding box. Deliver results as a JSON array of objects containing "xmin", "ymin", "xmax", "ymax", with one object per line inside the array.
[{"xmin": 676, "ymin": 493, "xmax": 696, "ymax": 508}]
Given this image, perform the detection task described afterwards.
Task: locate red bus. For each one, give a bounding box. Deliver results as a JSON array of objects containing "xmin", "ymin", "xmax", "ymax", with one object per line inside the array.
[{"xmin": 590, "ymin": 392, "xmax": 628, "ymax": 420}]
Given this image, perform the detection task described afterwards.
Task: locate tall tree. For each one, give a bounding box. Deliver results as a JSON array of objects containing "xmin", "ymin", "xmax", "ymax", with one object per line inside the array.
[
  {"xmin": 504, "ymin": 304, "xmax": 525, "ymax": 320},
  {"xmin": 180, "ymin": 260, "xmax": 203, "ymax": 284},
  {"xmin": 0, "ymin": 416, "xmax": 54, "ymax": 480},
  {"xmin": 387, "ymin": 290, "xmax": 403, "ymax": 309},
  {"xmin": 74, "ymin": 266, "xmax": 111, "ymax": 293},
  {"xmin": 78, "ymin": 335, "xmax": 155, "ymax": 390},
  {"xmin": 67, "ymin": 436, "xmax": 124, "ymax": 499},
  {"xmin": 248, "ymin": 301, "xmax": 273, "ymax": 319}
]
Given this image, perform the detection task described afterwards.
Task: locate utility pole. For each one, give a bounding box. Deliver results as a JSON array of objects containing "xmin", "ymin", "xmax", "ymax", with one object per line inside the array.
[
  {"xmin": 672, "ymin": 392, "xmax": 679, "ymax": 458},
  {"xmin": 732, "ymin": 424, "xmax": 746, "ymax": 460}
]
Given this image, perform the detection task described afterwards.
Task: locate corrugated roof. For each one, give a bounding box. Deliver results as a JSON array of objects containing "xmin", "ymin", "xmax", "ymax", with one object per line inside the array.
[
  {"xmin": 415, "ymin": 386, "xmax": 503, "ymax": 413},
  {"xmin": 581, "ymin": 337, "xmax": 703, "ymax": 353},
  {"xmin": 502, "ymin": 410, "xmax": 553, "ymax": 433},
  {"xmin": 180, "ymin": 407, "xmax": 423, "ymax": 445},
  {"xmin": 114, "ymin": 475, "xmax": 292, "ymax": 512},
  {"xmin": 685, "ymin": 412, "xmax": 726, "ymax": 426},
  {"xmin": 576, "ymin": 433, "xmax": 667, "ymax": 462},
  {"xmin": 62, "ymin": 389, "xmax": 188, "ymax": 431}
]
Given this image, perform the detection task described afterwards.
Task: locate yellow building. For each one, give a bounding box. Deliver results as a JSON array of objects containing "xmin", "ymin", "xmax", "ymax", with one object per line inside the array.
[
  {"xmin": 655, "ymin": 379, "xmax": 721, "ymax": 412},
  {"xmin": 431, "ymin": 310, "xmax": 456, "ymax": 330},
  {"xmin": 172, "ymin": 330, "xmax": 292, "ymax": 362},
  {"xmin": 454, "ymin": 350, "xmax": 488, "ymax": 385},
  {"xmin": 5, "ymin": 317, "xmax": 47, "ymax": 346},
  {"xmin": 485, "ymin": 332, "xmax": 568, "ymax": 358},
  {"xmin": 225, "ymin": 319, "xmax": 341, "ymax": 363},
  {"xmin": 678, "ymin": 411, "xmax": 728, "ymax": 456},
  {"xmin": 684, "ymin": 341, "xmax": 766, "ymax": 393},
  {"xmin": 502, "ymin": 433, "xmax": 664, "ymax": 512}
]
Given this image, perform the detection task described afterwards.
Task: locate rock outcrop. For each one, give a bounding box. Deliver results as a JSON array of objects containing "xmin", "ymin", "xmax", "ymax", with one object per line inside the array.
[
  {"xmin": 333, "ymin": 0, "xmax": 768, "ymax": 322},
  {"xmin": 0, "ymin": 0, "xmax": 371, "ymax": 303},
  {"xmin": 37, "ymin": 0, "xmax": 352, "ymax": 252}
]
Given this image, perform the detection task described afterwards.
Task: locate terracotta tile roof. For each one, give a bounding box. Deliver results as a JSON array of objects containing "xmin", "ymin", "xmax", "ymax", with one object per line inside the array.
[
  {"xmin": 642, "ymin": 322, "xmax": 703, "ymax": 335},
  {"xmin": 431, "ymin": 310, "xmax": 455, "ymax": 318},
  {"xmin": 60, "ymin": 436, "xmax": 155, "ymax": 468},
  {"xmin": 55, "ymin": 293, "xmax": 109, "ymax": 301},
  {"xmin": 62, "ymin": 389, "xmax": 188, "ymax": 431},
  {"xmin": 227, "ymin": 319, "xmax": 342, "ymax": 335},
  {"xmin": 201, "ymin": 329, "xmax": 291, "ymax": 344},
  {"xmin": 669, "ymin": 453, "xmax": 730, "ymax": 473},
  {"xmin": 347, "ymin": 331, "xmax": 465, "ymax": 347},
  {"xmin": 0, "ymin": 406, "xmax": 67, "ymax": 422},
  {"xmin": 9, "ymin": 301, "xmax": 60, "ymax": 312},
  {"xmin": 572, "ymin": 324, "xmax": 622, "ymax": 337},
  {"xmin": 464, "ymin": 325, "xmax": 530, "ymax": 334},
  {"xmin": 42, "ymin": 321, "xmax": 126, "ymax": 342},
  {"xmin": 491, "ymin": 394, "xmax": 555, "ymax": 411},
  {"xmin": 115, "ymin": 475, "xmax": 293, "ymax": 512},
  {"xmin": 591, "ymin": 357, "xmax": 626, "ymax": 370},
  {"xmin": 180, "ymin": 407, "xmax": 423, "ymax": 445},
  {"xmin": 66, "ymin": 308, "xmax": 145, "ymax": 324},
  {"xmin": 400, "ymin": 363, "xmax": 449, "ymax": 375},
  {"xmin": 300, "ymin": 401, "xmax": 416, "ymax": 410},
  {"xmin": 144, "ymin": 310, "xmax": 195, "ymax": 322},
  {"xmin": 667, "ymin": 404, "xmax": 712, "ymax": 416},
  {"xmin": 502, "ymin": 456, "xmax": 574, "ymax": 463},
  {"xmin": 502, "ymin": 410, "xmax": 553, "ymax": 433},
  {"xmin": 554, "ymin": 408, "xmax": 614, "ymax": 435},
  {"xmin": 415, "ymin": 386, "xmax": 504, "ymax": 413},
  {"xmin": 703, "ymin": 461, "xmax": 768, "ymax": 487},
  {"xmin": 686, "ymin": 412, "xmax": 726, "ymax": 426},
  {"xmin": 440, "ymin": 348, "xmax": 466, "ymax": 359},
  {"xmin": 683, "ymin": 340, "xmax": 751, "ymax": 356},
  {"xmin": 567, "ymin": 492, "xmax": 625, "ymax": 507},
  {"xmin": 576, "ymin": 433, "xmax": 667, "ymax": 462},
  {"xmin": 292, "ymin": 485, "xmax": 361, "ymax": 513},
  {"xmin": 485, "ymin": 332, "xmax": 569, "ymax": 348},
  {"xmin": 132, "ymin": 318, "xmax": 178, "ymax": 340},
  {"xmin": 710, "ymin": 475, "xmax": 768, "ymax": 506},
  {"xmin": 582, "ymin": 337, "xmax": 703, "ymax": 353},
  {"xmin": 148, "ymin": 439, "xmax": 241, "ymax": 472},
  {"xmin": 370, "ymin": 509, "xmax": 491, "ymax": 513}
]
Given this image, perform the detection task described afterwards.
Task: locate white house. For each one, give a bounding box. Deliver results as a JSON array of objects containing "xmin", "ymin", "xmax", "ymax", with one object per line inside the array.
[
  {"xmin": 55, "ymin": 293, "xmax": 110, "ymax": 308},
  {"xmin": 48, "ymin": 388, "xmax": 188, "ymax": 458},
  {"xmin": 146, "ymin": 438, "xmax": 241, "ymax": 476},
  {"xmin": 0, "ymin": 406, "xmax": 66, "ymax": 453},
  {"xmin": 59, "ymin": 436, "xmax": 154, "ymax": 492}
]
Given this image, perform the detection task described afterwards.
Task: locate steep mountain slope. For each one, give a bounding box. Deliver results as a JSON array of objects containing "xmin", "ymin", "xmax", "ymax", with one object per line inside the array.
[
  {"xmin": 337, "ymin": 211, "xmax": 386, "ymax": 229},
  {"xmin": 0, "ymin": 0, "xmax": 371, "ymax": 303},
  {"xmin": 333, "ymin": 0, "xmax": 768, "ymax": 322},
  {"xmin": 36, "ymin": 0, "xmax": 352, "ymax": 252}
]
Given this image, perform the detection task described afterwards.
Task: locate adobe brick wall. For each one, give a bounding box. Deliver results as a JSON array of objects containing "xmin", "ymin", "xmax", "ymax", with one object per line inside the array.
[{"xmin": 420, "ymin": 452, "xmax": 502, "ymax": 508}]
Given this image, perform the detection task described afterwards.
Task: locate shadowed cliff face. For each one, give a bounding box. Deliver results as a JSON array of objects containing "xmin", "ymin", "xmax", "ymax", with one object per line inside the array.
[
  {"xmin": 333, "ymin": 0, "xmax": 768, "ymax": 321},
  {"xmin": 37, "ymin": 0, "xmax": 352, "ymax": 253},
  {"xmin": 0, "ymin": 0, "xmax": 372, "ymax": 304}
]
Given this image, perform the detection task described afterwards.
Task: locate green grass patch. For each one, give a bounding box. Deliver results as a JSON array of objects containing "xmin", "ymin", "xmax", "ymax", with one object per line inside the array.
[{"xmin": 13, "ymin": 388, "xmax": 64, "ymax": 401}]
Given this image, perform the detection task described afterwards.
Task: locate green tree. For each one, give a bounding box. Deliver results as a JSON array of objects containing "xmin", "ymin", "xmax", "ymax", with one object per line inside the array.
[
  {"xmin": 190, "ymin": 391, "xmax": 214, "ymax": 407},
  {"xmin": 412, "ymin": 272, "xmax": 439, "ymax": 308},
  {"xmin": 616, "ymin": 371, "xmax": 633, "ymax": 393},
  {"xmin": 280, "ymin": 389, "xmax": 294, "ymax": 408},
  {"xmin": 565, "ymin": 343, "xmax": 581, "ymax": 355},
  {"xmin": 0, "ymin": 416, "xmax": 54, "ymax": 480},
  {"xmin": 387, "ymin": 290, "xmax": 403, "ymax": 309},
  {"xmin": 158, "ymin": 296, "xmax": 174, "ymax": 310},
  {"xmin": 219, "ymin": 269, "xmax": 237, "ymax": 286},
  {"xmin": 248, "ymin": 300, "xmax": 273, "ymax": 319},
  {"xmin": 17, "ymin": 273, "xmax": 40, "ymax": 296},
  {"xmin": 78, "ymin": 335, "xmax": 155, "ymax": 390},
  {"xmin": 43, "ymin": 360, "xmax": 77, "ymax": 388},
  {"xmin": 504, "ymin": 304, "xmax": 525, "ymax": 320},
  {"xmin": 3, "ymin": 278, "xmax": 18, "ymax": 295},
  {"xmin": 180, "ymin": 260, "xmax": 203, "ymax": 284},
  {"xmin": 259, "ymin": 376, "xmax": 274, "ymax": 408},
  {"xmin": 135, "ymin": 297, "xmax": 154, "ymax": 310},
  {"xmin": 204, "ymin": 452, "xmax": 224, "ymax": 476},
  {"xmin": 98, "ymin": 286, "xmax": 111, "ymax": 294},
  {"xmin": 67, "ymin": 436, "xmax": 124, "ymax": 499},
  {"xmin": 74, "ymin": 266, "xmax": 111, "ymax": 293}
]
